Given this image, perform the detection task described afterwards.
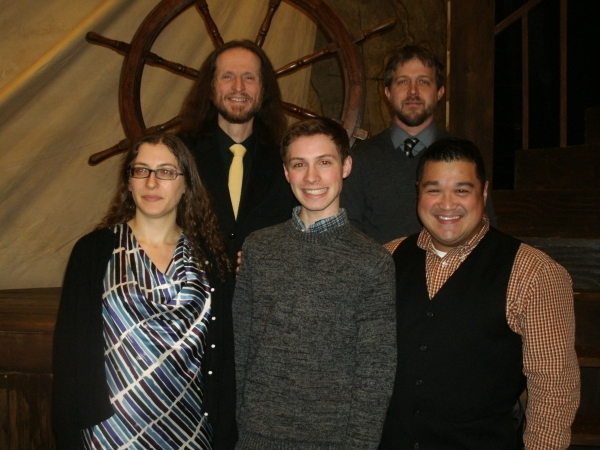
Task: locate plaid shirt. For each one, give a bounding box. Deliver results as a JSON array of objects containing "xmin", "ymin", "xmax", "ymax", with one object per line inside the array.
[
  {"xmin": 385, "ymin": 216, "xmax": 580, "ymax": 450},
  {"xmin": 291, "ymin": 206, "xmax": 348, "ymax": 234}
]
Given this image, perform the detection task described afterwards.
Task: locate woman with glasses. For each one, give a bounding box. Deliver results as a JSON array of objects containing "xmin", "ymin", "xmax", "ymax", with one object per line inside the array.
[{"xmin": 52, "ymin": 134, "xmax": 236, "ymax": 449}]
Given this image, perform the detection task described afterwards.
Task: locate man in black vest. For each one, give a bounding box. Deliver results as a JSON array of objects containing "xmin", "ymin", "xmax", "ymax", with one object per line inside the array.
[{"xmin": 381, "ymin": 137, "xmax": 579, "ymax": 450}]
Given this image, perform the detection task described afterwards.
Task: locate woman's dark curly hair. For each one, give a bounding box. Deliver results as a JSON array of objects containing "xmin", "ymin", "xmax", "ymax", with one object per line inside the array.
[{"xmin": 97, "ymin": 133, "xmax": 231, "ymax": 278}]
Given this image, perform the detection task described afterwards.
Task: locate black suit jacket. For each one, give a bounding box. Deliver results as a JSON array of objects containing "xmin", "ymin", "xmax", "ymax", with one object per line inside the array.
[{"xmin": 182, "ymin": 132, "xmax": 296, "ymax": 259}]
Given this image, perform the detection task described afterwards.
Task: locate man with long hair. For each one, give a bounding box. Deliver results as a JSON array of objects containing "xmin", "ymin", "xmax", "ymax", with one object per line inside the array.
[{"xmin": 178, "ymin": 40, "xmax": 295, "ymax": 259}]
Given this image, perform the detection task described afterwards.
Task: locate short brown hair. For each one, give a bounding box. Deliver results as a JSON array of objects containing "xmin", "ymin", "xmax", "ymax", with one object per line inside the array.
[
  {"xmin": 280, "ymin": 118, "xmax": 350, "ymax": 164},
  {"xmin": 384, "ymin": 45, "xmax": 445, "ymax": 89}
]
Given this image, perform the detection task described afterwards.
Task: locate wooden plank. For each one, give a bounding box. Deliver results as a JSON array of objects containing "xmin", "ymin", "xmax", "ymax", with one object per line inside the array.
[
  {"xmin": 4, "ymin": 373, "xmax": 55, "ymax": 450},
  {"xmin": 0, "ymin": 288, "xmax": 60, "ymax": 333},
  {"xmin": 493, "ymin": 190, "xmax": 600, "ymax": 238},
  {"xmin": 579, "ymin": 367, "xmax": 600, "ymax": 417},
  {"xmin": 574, "ymin": 291, "xmax": 600, "ymax": 346},
  {"xmin": 0, "ymin": 333, "xmax": 54, "ymax": 374},
  {"xmin": 514, "ymin": 144, "xmax": 600, "ymax": 190},
  {"xmin": 519, "ymin": 238, "xmax": 600, "ymax": 291},
  {"xmin": 571, "ymin": 414, "xmax": 600, "ymax": 446},
  {"xmin": 0, "ymin": 374, "xmax": 8, "ymax": 450},
  {"xmin": 0, "ymin": 288, "xmax": 60, "ymax": 374},
  {"xmin": 577, "ymin": 346, "xmax": 600, "ymax": 368},
  {"xmin": 448, "ymin": 0, "xmax": 495, "ymax": 182}
]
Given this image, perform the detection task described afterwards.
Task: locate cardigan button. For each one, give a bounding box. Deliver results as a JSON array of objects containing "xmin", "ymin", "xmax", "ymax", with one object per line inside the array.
[
  {"xmin": 420, "ymin": 345, "xmax": 427, "ymax": 351},
  {"xmin": 416, "ymin": 379, "xmax": 423, "ymax": 386},
  {"xmin": 212, "ymin": 316, "xmax": 216, "ymax": 321},
  {"xmin": 210, "ymin": 288, "xmax": 215, "ymax": 292},
  {"xmin": 208, "ymin": 371, "xmax": 213, "ymax": 375},
  {"xmin": 426, "ymin": 312, "xmax": 433, "ymax": 317}
]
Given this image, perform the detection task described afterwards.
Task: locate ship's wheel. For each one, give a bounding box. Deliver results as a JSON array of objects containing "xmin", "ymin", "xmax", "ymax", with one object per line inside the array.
[{"xmin": 87, "ymin": 0, "xmax": 395, "ymax": 164}]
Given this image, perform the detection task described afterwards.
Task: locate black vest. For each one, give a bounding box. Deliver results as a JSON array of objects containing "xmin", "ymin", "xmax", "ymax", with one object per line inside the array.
[{"xmin": 380, "ymin": 228, "xmax": 525, "ymax": 450}]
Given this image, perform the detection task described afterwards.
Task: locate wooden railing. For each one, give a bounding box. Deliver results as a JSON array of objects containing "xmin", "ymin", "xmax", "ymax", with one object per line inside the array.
[{"xmin": 494, "ymin": 0, "xmax": 568, "ymax": 149}]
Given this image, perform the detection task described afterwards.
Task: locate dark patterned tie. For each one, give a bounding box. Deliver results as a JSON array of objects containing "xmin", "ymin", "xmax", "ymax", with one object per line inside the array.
[{"xmin": 403, "ymin": 137, "xmax": 419, "ymax": 158}]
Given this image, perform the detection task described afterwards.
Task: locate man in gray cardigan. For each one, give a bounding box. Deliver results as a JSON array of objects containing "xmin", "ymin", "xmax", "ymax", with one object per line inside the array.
[
  {"xmin": 341, "ymin": 45, "xmax": 495, "ymax": 244},
  {"xmin": 233, "ymin": 118, "xmax": 396, "ymax": 449}
]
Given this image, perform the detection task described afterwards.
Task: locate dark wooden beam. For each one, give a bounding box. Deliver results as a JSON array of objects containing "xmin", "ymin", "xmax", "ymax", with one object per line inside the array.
[
  {"xmin": 493, "ymin": 190, "xmax": 600, "ymax": 239},
  {"xmin": 448, "ymin": 0, "xmax": 495, "ymax": 182},
  {"xmin": 514, "ymin": 144, "xmax": 600, "ymax": 190}
]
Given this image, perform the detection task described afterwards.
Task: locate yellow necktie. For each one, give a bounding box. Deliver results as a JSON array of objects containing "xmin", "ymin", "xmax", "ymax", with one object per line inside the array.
[{"xmin": 228, "ymin": 144, "xmax": 247, "ymax": 218}]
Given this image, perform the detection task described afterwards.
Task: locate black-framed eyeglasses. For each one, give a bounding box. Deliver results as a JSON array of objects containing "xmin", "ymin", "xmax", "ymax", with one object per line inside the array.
[{"xmin": 128, "ymin": 167, "xmax": 184, "ymax": 180}]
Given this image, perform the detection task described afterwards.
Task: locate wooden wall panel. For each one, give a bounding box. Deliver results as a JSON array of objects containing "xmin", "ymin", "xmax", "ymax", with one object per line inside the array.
[
  {"xmin": 493, "ymin": 190, "xmax": 600, "ymax": 239},
  {"xmin": 447, "ymin": 0, "xmax": 496, "ymax": 180},
  {"xmin": 0, "ymin": 373, "xmax": 55, "ymax": 450}
]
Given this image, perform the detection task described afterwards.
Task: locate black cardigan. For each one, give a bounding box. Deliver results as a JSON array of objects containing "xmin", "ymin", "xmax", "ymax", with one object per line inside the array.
[{"xmin": 52, "ymin": 228, "xmax": 237, "ymax": 449}]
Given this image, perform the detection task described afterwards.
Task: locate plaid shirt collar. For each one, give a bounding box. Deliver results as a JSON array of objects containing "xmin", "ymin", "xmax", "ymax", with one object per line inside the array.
[{"xmin": 291, "ymin": 206, "xmax": 348, "ymax": 234}]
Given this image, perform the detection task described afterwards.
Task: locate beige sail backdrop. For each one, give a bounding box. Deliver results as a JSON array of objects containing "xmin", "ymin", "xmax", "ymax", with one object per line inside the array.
[{"xmin": 0, "ymin": 0, "xmax": 316, "ymax": 289}]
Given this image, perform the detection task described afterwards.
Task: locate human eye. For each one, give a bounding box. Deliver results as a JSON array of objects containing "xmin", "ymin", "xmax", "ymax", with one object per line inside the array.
[
  {"xmin": 158, "ymin": 168, "xmax": 179, "ymax": 179},
  {"xmin": 419, "ymin": 78, "xmax": 432, "ymax": 85},
  {"xmin": 243, "ymin": 74, "xmax": 256, "ymax": 81},
  {"xmin": 158, "ymin": 168, "xmax": 172, "ymax": 176},
  {"xmin": 131, "ymin": 167, "xmax": 149, "ymax": 177}
]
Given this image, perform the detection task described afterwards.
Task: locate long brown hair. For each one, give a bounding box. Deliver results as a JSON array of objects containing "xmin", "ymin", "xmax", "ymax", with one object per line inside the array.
[
  {"xmin": 177, "ymin": 40, "xmax": 287, "ymax": 145},
  {"xmin": 97, "ymin": 133, "xmax": 231, "ymax": 278}
]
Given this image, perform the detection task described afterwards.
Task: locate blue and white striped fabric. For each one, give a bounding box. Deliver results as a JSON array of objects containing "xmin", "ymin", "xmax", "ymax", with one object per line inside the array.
[{"xmin": 82, "ymin": 224, "xmax": 213, "ymax": 449}]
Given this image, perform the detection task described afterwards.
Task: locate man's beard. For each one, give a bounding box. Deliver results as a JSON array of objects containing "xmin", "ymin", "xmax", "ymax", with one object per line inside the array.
[
  {"xmin": 394, "ymin": 99, "xmax": 436, "ymax": 127},
  {"xmin": 213, "ymin": 90, "xmax": 263, "ymax": 124}
]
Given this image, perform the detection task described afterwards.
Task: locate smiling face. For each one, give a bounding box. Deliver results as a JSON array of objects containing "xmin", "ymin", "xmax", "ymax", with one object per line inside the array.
[
  {"xmin": 417, "ymin": 159, "xmax": 488, "ymax": 252},
  {"xmin": 128, "ymin": 143, "xmax": 186, "ymax": 222},
  {"xmin": 212, "ymin": 47, "xmax": 263, "ymax": 125},
  {"xmin": 283, "ymin": 134, "xmax": 352, "ymax": 227},
  {"xmin": 385, "ymin": 58, "xmax": 445, "ymax": 134}
]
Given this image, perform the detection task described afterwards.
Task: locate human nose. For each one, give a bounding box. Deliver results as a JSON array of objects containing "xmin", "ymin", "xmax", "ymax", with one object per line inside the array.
[
  {"xmin": 408, "ymin": 80, "xmax": 418, "ymax": 94},
  {"xmin": 233, "ymin": 76, "xmax": 244, "ymax": 92},
  {"xmin": 304, "ymin": 164, "xmax": 319, "ymax": 183},
  {"xmin": 438, "ymin": 192, "xmax": 456, "ymax": 210},
  {"xmin": 145, "ymin": 171, "xmax": 158, "ymax": 188}
]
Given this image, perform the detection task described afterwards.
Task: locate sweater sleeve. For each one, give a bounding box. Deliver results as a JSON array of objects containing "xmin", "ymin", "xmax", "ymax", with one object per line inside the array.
[
  {"xmin": 232, "ymin": 240, "xmax": 254, "ymax": 420},
  {"xmin": 346, "ymin": 251, "xmax": 397, "ymax": 449}
]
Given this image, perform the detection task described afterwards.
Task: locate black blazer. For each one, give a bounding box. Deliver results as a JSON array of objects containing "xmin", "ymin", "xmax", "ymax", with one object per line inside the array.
[{"xmin": 182, "ymin": 133, "xmax": 296, "ymax": 258}]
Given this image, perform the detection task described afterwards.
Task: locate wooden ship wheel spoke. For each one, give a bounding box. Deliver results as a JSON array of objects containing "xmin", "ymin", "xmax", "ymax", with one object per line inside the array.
[{"xmin": 87, "ymin": 0, "xmax": 395, "ymax": 165}]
